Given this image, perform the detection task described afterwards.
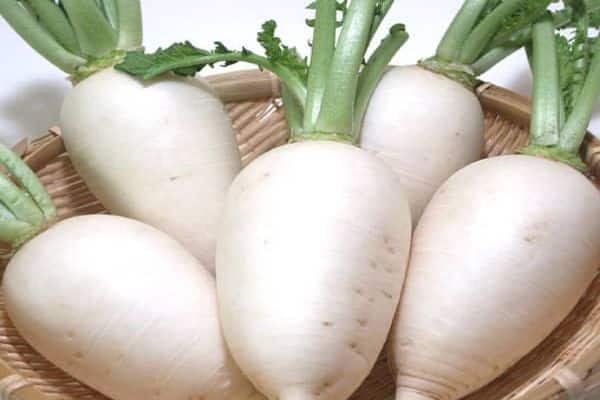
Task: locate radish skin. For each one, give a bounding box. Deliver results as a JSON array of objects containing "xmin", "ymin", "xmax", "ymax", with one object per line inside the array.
[
  {"xmin": 60, "ymin": 69, "xmax": 241, "ymax": 271},
  {"xmin": 389, "ymin": 155, "xmax": 600, "ymax": 400},
  {"xmin": 0, "ymin": 1, "xmax": 242, "ymax": 271},
  {"xmin": 120, "ymin": 4, "xmax": 414, "ymax": 399},
  {"xmin": 361, "ymin": 65, "xmax": 485, "ymax": 222},
  {"xmin": 217, "ymin": 141, "xmax": 412, "ymax": 400},
  {"xmin": 3, "ymin": 215, "xmax": 263, "ymax": 400}
]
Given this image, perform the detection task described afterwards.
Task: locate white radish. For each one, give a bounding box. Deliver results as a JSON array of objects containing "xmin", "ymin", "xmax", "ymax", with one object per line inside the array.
[
  {"xmin": 217, "ymin": 141, "xmax": 411, "ymax": 400},
  {"xmin": 124, "ymin": 3, "xmax": 414, "ymax": 399},
  {"xmin": 390, "ymin": 155, "xmax": 600, "ymax": 400},
  {"xmin": 60, "ymin": 68, "xmax": 240, "ymax": 270},
  {"xmin": 390, "ymin": 16, "xmax": 600, "ymax": 400},
  {"xmin": 361, "ymin": 65, "xmax": 484, "ymax": 221},
  {"xmin": 4, "ymin": 215, "xmax": 264, "ymax": 400},
  {"xmin": 0, "ymin": 1, "xmax": 241, "ymax": 271},
  {"xmin": 0, "ymin": 143, "xmax": 262, "ymax": 400},
  {"xmin": 358, "ymin": 0, "xmax": 561, "ymax": 223}
]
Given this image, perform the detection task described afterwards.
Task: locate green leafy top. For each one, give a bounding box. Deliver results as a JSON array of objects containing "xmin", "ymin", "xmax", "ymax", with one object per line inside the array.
[
  {"xmin": 522, "ymin": 0, "xmax": 600, "ymax": 170},
  {"xmin": 256, "ymin": 20, "xmax": 309, "ymax": 80},
  {"xmin": 0, "ymin": 141, "xmax": 56, "ymax": 249},
  {"xmin": 430, "ymin": 0, "xmax": 571, "ymax": 79},
  {"xmin": 557, "ymin": 21, "xmax": 590, "ymax": 117},
  {"xmin": 0, "ymin": 0, "xmax": 143, "ymax": 77},
  {"xmin": 117, "ymin": 21, "xmax": 309, "ymax": 107},
  {"xmin": 487, "ymin": 0, "xmax": 553, "ymax": 49},
  {"xmin": 117, "ymin": 0, "xmax": 409, "ymax": 144}
]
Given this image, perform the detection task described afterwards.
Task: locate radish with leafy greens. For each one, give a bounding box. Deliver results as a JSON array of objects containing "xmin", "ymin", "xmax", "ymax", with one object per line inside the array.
[
  {"xmin": 388, "ymin": 4, "xmax": 600, "ymax": 399},
  {"xmin": 361, "ymin": 0, "xmax": 584, "ymax": 221},
  {"xmin": 119, "ymin": 2, "xmax": 412, "ymax": 400},
  {"xmin": 0, "ymin": 0, "xmax": 241, "ymax": 271},
  {"xmin": 0, "ymin": 142, "xmax": 263, "ymax": 400}
]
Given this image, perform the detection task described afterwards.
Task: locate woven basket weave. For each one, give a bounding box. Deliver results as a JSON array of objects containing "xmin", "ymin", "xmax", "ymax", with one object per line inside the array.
[{"xmin": 0, "ymin": 69, "xmax": 598, "ymax": 400}]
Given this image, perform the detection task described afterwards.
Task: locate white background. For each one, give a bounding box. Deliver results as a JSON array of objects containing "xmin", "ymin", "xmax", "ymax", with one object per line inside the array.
[{"xmin": 0, "ymin": 0, "xmax": 596, "ymax": 146}]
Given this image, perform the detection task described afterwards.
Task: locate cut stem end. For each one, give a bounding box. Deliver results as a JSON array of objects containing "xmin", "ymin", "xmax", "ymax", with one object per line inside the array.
[{"xmin": 419, "ymin": 58, "xmax": 478, "ymax": 90}]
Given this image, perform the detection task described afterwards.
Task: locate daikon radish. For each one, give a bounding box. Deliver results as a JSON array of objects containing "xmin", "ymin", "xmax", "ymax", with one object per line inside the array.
[
  {"xmin": 0, "ymin": 143, "xmax": 262, "ymax": 400},
  {"xmin": 118, "ymin": 1, "xmax": 413, "ymax": 398},
  {"xmin": 389, "ymin": 10, "xmax": 600, "ymax": 400},
  {"xmin": 361, "ymin": 0, "xmax": 578, "ymax": 222},
  {"xmin": 0, "ymin": 0, "xmax": 241, "ymax": 270}
]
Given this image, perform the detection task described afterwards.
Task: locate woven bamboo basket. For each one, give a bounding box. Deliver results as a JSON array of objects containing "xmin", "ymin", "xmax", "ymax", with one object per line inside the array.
[{"xmin": 0, "ymin": 69, "xmax": 598, "ymax": 400}]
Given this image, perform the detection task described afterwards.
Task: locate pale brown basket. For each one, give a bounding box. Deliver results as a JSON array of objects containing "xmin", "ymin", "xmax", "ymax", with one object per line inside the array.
[{"xmin": 0, "ymin": 69, "xmax": 598, "ymax": 400}]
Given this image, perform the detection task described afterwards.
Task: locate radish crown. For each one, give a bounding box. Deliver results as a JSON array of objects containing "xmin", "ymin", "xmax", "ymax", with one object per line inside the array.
[
  {"xmin": 0, "ymin": 142, "xmax": 56, "ymax": 248},
  {"xmin": 0, "ymin": 0, "xmax": 143, "ymax": 80},
  {"xmin": 425, "ymin": 0, "xmax": 586, "ymax": 87},
  {"xmin": 117, "ymin": 0, "xmax": 408, "ymax": 144},
  {"xmin": 521, "ymin": 0, "xmax": 600, "ymax": 171}
]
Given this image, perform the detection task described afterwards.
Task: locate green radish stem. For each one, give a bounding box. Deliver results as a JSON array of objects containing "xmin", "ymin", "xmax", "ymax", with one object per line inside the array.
[
  {"xmin": 303, "ymin": 0, "xmax": 337, "ymax": 132},
  {"xmin": 22, "ymin": 0, "xmax": 81, "ymax": 54},
  {"xmin": 281, "ymin": 85, "xmax": 305, "ymax": 139},
  {"xmin": 424, "ymin": 0, "xmax": 587, "ymax": 85},
  {"xmin": 314, "ymin": 0, "xmax": 378, "ymax": 137},
  {"xmin": 471, "ymin": 46, "xmax": 518, "ymax": 75},
  {"xmin": 0, "ymin": 0, "xmax": 143, "ymax": 77},
  {"xmin": 458, "ymin": 0, "xmax": 523, "ymax": 65},
  {"xmin": 0, "ymin": 203, "xmax": 17, "ymax": 222},
  {"xmin": 529, "ymin": 16, "xmax": 561, "ymax": 147},
  {"xmin": 0, "ymin": 220, "xmax": 38, "ymax": 251},
  {"xmin": 0, "ymin": 145, "xmax": 56, "ymax": 223},
  {"xmin": 354, "ymin": 24, "xmax": 409, "ymax": 136},
  {"xmin": 521, "ymin": 3, "xmax": 600, "ymax": 171},
  {"xmin": 99, "ymin": 0, "xmax": 119, "ymax": 29},
  {"xmin": 0, "ymin": 1, "xmax": 86, "ymax": 74},
  {"xmin": 60, "ymin": 0, "xmax": 118, "ymax": 58},
  {"xmin": 117, "ymin": 0, "xmax": 409, "ymax": 145},
  {"xmin": 115, "ymin": 0, "xmax": 143, "ymax": 50},
  {"xmin": 0, "ymin": 174, "xmax": 46, "ymax": 228},
  {"xmin": 369, "ymin": 0, "xmax": 394, "ymax": 43},
  {"xmin": 559, "ymin": 44, "xmax": 600, "ymax": 153},
  {"xmin": 436, "ymin": 0, "xmax": 488, "ymax": 62},
  {"xmin": 0, "ymin": 142, "xmax": 56, "ymax": 248}
]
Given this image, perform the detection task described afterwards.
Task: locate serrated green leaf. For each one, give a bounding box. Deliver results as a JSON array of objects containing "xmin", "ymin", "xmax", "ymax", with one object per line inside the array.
[
  {"xmin": 213, "ymin": 42, "xmax": 239, "ymax": 67},
  {"xmin": 257, "ymin": 20, "xmax": 308, "ymax": 80},
  {"xmin": 554, "ymin": 0, "xmax": 596, "ymax": 118},
  {"xmin": 116, "ymin": 41, "xmax": 210, "ymax": 79},
  {"xmin": 489, "ymin": 0, "xmax": 553, "ymax": 48},
  {"xmin": 214, "ymin": 41, "xmax": 230, "ymax": 54}
]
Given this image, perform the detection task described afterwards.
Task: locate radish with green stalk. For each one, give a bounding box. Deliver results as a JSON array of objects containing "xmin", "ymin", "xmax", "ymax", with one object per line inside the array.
[
  {"xmin": 360, "ymin": 0, "xmax": 586, "ymax": 222},
  {"xmin": 119, "ymin": 2, "xmax": 412, "ymax": 399},
  {"xmin": 0, "ymin": 142, "xmax": 264, "ymax": 400},
  {"xmin": 0, "ymin": 0, "xmax": 241, "ymax": 271},
  {"xmin": 388, "ymin": 5, "xmax": 600, "ymax": 400}
]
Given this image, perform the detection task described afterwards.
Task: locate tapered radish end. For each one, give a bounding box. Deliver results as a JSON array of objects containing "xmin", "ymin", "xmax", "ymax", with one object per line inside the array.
[{"xmin": 395, "ymin": 387, "xmax": 435, "ymax": 400}]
